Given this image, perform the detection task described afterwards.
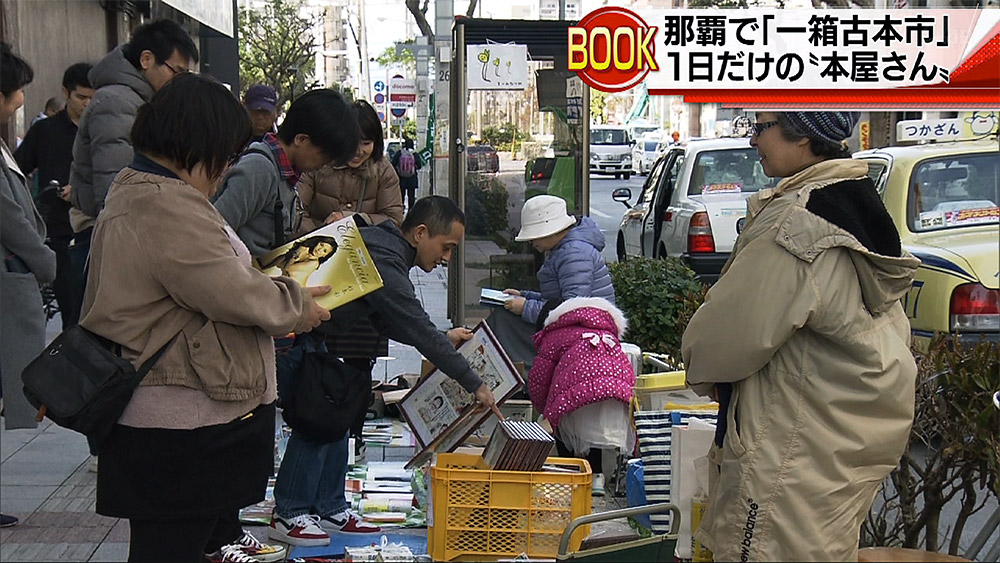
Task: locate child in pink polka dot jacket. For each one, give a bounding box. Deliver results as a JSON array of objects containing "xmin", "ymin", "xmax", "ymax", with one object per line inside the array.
[{"xmin": 530, "ymin": 296, "xmax": 636, "ymax": 496}]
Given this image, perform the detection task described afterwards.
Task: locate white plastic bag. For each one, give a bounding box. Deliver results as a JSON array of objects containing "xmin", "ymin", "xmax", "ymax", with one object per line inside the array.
[{"xmin": 671, "ymin": 418, "xmax": 715, "ymax": 559}]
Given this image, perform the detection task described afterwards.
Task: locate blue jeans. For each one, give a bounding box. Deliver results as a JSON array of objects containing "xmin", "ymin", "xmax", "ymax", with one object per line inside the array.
[
  {"xmin": 273, "ymin": 334, "xmax": 349, "ymax": 518},
  {"xmin": 273, "ymin": 431, "xmax": 350, "ymax": 518}
]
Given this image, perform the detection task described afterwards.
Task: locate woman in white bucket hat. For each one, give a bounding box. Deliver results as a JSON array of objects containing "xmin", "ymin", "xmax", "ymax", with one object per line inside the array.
[{"xmin": 485, "ymin": 195, "xmax": 615, "ymax": 370}]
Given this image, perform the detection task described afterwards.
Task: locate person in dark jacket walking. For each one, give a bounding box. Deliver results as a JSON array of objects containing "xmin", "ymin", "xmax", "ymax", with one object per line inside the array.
[
  {"xmin": 487, "ymin": 194, "xmax": 616, "ymax": 369},
  {"xmin": 390, "ymin": 137, "xmax": 420, "ymax": 210}
]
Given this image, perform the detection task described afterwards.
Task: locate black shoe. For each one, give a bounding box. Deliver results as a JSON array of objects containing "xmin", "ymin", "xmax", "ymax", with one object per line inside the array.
[{"xmin": 0, "ymin": 513, "xmax": 19, "ymax": 527}]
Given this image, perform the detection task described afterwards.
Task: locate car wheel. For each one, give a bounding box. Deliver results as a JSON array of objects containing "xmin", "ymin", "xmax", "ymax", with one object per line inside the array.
[
  {"xmin": 614, "ymin": 173, "xmax": 621, "ymax": 179},
  {"xmin": 617, "ymin": 234, "xmax": 626, "ymax": 263},
  {"xmin": 624, "ymin": 173, "xmax": 631, "ymax": 180}
]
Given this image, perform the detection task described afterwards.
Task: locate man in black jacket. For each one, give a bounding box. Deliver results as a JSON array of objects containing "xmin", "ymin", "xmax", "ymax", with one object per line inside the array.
[
  {"xmin": 333, "ymin": 195, "xmax": 499, "ymax": 405},
  {"xmin": 269, "ymin": 196, "xmax": 501, "ymax": 544},
  {"xmin": 14, "ymin": 62, "xmax": 94, "ymax": 328}
]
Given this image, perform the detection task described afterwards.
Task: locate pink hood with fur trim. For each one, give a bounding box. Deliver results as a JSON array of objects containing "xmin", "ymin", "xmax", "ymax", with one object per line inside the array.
[{"xmin": 529, "ymin": 297, "xmax": 635, "ymax": 427}]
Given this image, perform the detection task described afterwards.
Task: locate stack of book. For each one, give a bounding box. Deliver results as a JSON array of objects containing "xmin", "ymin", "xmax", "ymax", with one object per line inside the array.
[
  {"xmin": 479, "ymin": 288, "xmax": 513, "ymax": 307},
  {"xmin": 482, "ymin": 420, "xmax": 555, "ymax": 471}
]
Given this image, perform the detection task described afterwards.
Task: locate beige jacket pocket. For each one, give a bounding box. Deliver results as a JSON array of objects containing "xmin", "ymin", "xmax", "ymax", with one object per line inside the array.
[{"xmin": 187, "ymin": 321, "xmax": 265, "ymax": 401}]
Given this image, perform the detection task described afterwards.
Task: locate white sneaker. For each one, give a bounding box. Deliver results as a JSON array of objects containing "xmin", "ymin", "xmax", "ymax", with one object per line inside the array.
[
  {"xmin": 205, "ymin": 530, "xmax": 286, "ymax": 562},
  {"xmin": 318, "ymin": 509, "xmax": 381, "ymax": 534},
  {"xmin": 268, "ymin": 513, "xmax": 330, "ymax": 546},
  {"xmin": 592, "ymin": 474, "xmax": 606, "ymax": 497}
]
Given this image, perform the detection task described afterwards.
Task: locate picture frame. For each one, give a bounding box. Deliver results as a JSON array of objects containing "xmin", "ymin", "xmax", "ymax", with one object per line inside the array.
[{"xmin": 398, "ymin": 321, "xmax": 523, "ymax": 467}]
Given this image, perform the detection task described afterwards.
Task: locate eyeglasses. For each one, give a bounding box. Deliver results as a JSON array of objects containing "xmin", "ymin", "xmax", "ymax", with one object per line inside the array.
[
  {"xmin": 751, "ymin": 121, "xmax": 780, "ymax": 136},
  {"xmin": 161, "ymin": 60, "xmax": 188, "ymax": 75}
]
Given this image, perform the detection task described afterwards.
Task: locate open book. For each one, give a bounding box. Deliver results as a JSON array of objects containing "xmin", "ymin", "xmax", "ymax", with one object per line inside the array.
[
  {"xmin": 480, "ymin": 288, "xmax": 513, "ymax": 307},
  {"xmin": 254, "ymin": 216, "xmax": 383, "ymax": 311}
]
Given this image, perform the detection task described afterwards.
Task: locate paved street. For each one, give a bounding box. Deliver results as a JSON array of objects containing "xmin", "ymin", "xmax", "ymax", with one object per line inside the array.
[{"xmin": 588, "ymin": 172, "xmax": 645, "ymax": 264}]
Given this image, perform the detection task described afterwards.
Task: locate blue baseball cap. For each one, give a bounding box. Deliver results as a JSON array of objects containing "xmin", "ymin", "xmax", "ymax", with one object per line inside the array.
[{"xmin": 244, "ymin": 85, "xmax": 278, "ymax": 113}]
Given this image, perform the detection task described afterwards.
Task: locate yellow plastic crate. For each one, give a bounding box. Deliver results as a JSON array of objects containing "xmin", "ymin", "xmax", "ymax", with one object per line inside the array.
[{"xmin": 428, "ymin": 453, "xmax": 592, "ymax": 561}]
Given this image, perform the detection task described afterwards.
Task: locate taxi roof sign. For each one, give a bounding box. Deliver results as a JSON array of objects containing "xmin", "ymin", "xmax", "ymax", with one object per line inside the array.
[{"xmin": 897, "ymin": 112, "xmax": 999, "ymax": 143}]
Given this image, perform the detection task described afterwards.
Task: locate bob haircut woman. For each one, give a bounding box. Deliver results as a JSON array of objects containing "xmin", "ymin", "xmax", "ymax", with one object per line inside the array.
[{"xmin": 81, "ymin": 72, "xmax": 329, "ymax": 563}]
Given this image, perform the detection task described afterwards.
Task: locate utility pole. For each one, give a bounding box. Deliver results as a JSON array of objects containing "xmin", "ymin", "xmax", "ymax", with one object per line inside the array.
[
  {"xmin": 435, "ymin": 0, "xmax": 453, "ymax": 197},
  {"xmin": 357, "ymin": 0, "xmax": 371, "ymax": 100}
]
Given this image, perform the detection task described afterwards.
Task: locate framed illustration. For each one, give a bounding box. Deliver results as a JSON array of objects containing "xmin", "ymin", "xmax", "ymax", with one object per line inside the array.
[{"xmin": 398, "ymin": 321, "xmax": 523, "ymax": 466}]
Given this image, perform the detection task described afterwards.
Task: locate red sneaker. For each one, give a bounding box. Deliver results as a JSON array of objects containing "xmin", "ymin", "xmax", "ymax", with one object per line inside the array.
[
  {"xmin": 318, "ymin": 509, "xmax": 381, "ymax": 534},
  {"xmin": 267, "ymin": 513, "xmax": 330, "ymax": 547}
]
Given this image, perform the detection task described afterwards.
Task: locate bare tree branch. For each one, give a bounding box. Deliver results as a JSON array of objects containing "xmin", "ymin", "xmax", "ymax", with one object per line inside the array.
[{"xmin": 405, "ymin": 0, "xmax": 434, "ymax": 38}]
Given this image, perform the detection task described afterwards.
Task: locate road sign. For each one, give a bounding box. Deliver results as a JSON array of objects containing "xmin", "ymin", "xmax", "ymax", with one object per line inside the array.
[
  {"xmin": 374, "ymin": 80, "xmax": 385, "ymax": 92},
  {"xmin": 389, "ymin": 76, "xmax": 416, "ymax": 108},
  {"xmin": 374, "ymin": 93, "xmax": 385, "ymax": 104},
  {"xmin": 391, "ymin": 107, "xmax": 406, "ymax": 118},
  {"xmin": 378, "ymin": 111, "xmax": 386, "ymax": 121}
]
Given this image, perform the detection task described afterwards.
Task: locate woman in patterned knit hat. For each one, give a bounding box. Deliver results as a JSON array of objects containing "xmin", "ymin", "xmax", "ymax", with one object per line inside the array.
[{"xmin": 681, "ymin": 112, "xmax": 920, "ymax": 561}]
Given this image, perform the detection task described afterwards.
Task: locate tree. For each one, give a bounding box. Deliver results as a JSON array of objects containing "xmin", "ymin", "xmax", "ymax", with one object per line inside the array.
[
  {"xmin": 239, "ymin": 0, "xmax": 318, "ymax": 109},
  {"xmin": 590, "ymin": 89, "xmax": 607, "ymax": 124},
  {"xmin": 405, "ymin": 0, "xmax": 480, "ymax": 41},
  {"xmin": 376, "ymin": 44, "xmax": 415, "ymax": 74}
]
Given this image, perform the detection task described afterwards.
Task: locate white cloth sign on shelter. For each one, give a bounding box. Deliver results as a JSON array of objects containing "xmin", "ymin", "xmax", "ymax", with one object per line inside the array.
[{"xmin": 466, "ymin": 44, "xmax": 528, "ymax": 90}]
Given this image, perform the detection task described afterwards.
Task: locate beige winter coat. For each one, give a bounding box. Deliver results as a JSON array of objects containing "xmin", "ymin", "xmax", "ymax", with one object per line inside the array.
[
  {"xmin": 81, "ymin": 168, "xmax": 316, "ymax": 406},
  {"xmin": 681, "ymin": 159, "xmax": 920, "ymax": 562},
  {"xmin": 296, "ymin": 156, "xmax": 403, "ymax": 234}
]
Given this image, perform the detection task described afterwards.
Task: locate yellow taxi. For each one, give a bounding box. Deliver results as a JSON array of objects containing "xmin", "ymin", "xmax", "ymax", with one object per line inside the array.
[{"xmin": 854, "ymin": 121, "xmax": 999, "ymax": 346}]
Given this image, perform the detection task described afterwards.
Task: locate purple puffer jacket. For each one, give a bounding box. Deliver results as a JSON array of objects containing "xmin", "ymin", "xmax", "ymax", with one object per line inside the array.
[
  {"xmin": 520, "ymin": 216, "xmax": 615, "ymax": 325},
  {"xmin": 529, "ymin": 297, "xmax": 635, "ymax": 428}
]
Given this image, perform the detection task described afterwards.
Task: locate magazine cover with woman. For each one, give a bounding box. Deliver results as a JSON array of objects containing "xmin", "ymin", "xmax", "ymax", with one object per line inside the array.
[{"xmin": 254, "ymin": 216, "xmax": 383, "ymax": 310}]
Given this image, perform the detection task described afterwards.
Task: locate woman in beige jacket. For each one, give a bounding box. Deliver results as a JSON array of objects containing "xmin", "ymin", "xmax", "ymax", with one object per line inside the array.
[
  {"xmin": 296, "ymin": 100, "xmax": 403, "ymax": 233},
  {"xmin": 80, "ymin": 74, "xmax": 330, "ymax": 563},
  {"xmin": 294, "ymin": 100, "xmax": 402, "ymax": 457},
  {"xmin": 682, "ymin": 112, "xmax": 920, "ymax": 562}
]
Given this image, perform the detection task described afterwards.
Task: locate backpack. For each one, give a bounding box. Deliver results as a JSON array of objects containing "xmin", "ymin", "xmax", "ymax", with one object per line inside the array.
[
  {"xmin": 398, "ymin": 150, "xmax": 416, "ymax": 178},
  {"xmin": 242, "ymin": 146, "xmax": 290, "ymax": 248}
]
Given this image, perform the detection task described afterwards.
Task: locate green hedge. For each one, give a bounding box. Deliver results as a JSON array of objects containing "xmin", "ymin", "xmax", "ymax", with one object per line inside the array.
[
  {"xmin": 464, "ymin": 175, "xmax": 509, "ymax": 238},
  {"xmin": 609, "ymin": 256, "xmax": 705, "ymax": 360}
]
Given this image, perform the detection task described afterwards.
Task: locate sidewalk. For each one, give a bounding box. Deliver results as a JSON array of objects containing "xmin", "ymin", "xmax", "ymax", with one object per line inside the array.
[{"xmin": 0, "ymin": 267, "xmax": 451, "ymax": 562}]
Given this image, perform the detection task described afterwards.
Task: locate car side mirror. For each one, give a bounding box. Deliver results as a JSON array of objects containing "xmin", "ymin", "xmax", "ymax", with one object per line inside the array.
[{"xmin": 612, "ymin": 188, "xmax": 632, "ymax": 207}]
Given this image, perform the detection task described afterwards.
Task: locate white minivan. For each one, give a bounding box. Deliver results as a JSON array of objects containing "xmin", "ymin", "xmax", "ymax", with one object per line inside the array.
[{"xmin": 590, "ymin": 125, "xmax": 633, "ymax": 180}]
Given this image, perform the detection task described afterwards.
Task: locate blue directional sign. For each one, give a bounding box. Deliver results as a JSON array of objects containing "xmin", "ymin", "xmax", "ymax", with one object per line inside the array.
[{"xmin": 374, "ymin": 80, "xmax": 385, "ymax": 92}]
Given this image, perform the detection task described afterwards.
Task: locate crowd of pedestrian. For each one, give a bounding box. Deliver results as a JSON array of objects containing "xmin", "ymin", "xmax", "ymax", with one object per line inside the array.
[
  {"xmin": 1, "ymin": 14, "xmax": 919, "ymax": 563},
  {"xmin": 0, "ymin": 19, "xmax": 493, "ymax": 563}
]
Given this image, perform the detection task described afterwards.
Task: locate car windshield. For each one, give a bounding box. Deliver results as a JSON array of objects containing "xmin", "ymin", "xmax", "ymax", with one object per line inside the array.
[
  {"xmin": 467, "ymin": 145, "xmax": 494, "ymax": 153},
  {"xmin": 643, "ymin": 141, "xmax": 659, "ymax": 151},
  {"xmin": 688, "ymin": 148, "xmax": 775, "ymax": 195},
  {"xmin": 632, "ymin": 126, "xmax": 658, "ymax": 137},
  {"xmin": 591, "ymin": 129, "xmax": 628, "ymax": 145},
  {"xmin": 908, "ymin": 153, "xmax": 999, "ymax": 232}
]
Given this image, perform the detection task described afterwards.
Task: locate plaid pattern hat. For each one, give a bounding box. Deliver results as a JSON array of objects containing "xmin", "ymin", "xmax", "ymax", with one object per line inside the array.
[{"xmin": 784, "ymin": 112, "xmax": 860, "ymax": 144}]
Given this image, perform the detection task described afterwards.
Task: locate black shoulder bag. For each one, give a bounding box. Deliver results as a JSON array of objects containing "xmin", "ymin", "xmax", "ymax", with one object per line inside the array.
[
  {"xmin": 21, "ymin": 326, "xmax": 172, "ymax": 454},
  {"xmin": 280, "ymin": 338, "xmax": 374, "ymax": 444}
]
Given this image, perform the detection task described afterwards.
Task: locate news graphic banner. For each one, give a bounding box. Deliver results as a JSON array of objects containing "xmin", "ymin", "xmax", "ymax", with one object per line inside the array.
[{"xmin": 568, "ymin": 7, "xmax": 1000, "ymax": 108}]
